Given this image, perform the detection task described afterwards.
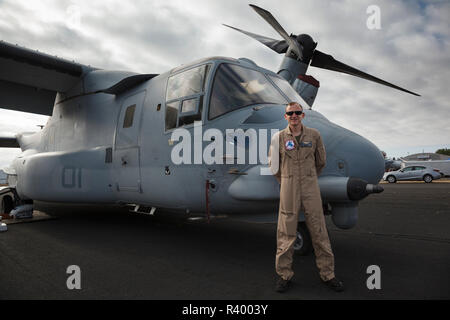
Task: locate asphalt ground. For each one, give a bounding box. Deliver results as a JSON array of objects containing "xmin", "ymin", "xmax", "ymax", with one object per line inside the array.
[{"xmin": 0, "ymin": 183, "xmax": 449, "ymax": 300}]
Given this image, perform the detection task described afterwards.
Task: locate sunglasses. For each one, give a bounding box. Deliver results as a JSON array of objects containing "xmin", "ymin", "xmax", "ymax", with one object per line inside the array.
[{"xmin": 285, "ymin": 111, "xmax": 303, "ymax": 116}]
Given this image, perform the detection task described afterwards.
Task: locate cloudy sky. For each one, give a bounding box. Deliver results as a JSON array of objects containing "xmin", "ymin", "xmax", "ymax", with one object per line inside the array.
[{"xmin": 0, "ymin": 0, "xmax": 449, "ymax": 168}]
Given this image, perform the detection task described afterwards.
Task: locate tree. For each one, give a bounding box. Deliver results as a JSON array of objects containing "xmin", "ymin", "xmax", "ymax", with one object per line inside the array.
[{"xmin": 435, "ymin": 148, "xmax": 450, "ymax": 156}]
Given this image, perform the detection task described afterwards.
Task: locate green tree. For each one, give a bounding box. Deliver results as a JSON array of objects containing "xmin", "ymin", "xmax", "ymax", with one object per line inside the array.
[{"xmin": 436, "ymin": 148, "xmax": 450, "ymax": 156}]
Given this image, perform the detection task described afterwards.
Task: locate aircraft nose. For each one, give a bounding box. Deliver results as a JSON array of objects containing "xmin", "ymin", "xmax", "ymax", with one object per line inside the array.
[{"xmin": 327, "ymin": 132, "xmax": 385, "ymax": 184}]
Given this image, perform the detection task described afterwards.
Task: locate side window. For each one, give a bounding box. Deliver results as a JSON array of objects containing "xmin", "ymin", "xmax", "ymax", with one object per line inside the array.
[
  {"xmin": 123, "ymin": 104, "xmax": 136, "ymax": 128},
  {"xmin": 165, "ymin": 64, "xmax": 210, "ymax": 131}
]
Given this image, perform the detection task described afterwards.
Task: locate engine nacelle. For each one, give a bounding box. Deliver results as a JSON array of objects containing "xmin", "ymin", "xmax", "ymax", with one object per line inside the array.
[{"xmin": 292, "ymin": 75, "xmax": 320, "ymax": 107}]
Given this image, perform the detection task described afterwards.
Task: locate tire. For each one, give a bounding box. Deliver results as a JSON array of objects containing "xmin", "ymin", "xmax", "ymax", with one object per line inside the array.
[
  {"xmin": 423, "ymin": 174, "xmax": 433, "ymax": 183},
  {"xmin": 387, "ymin": 175, "xmax": 396, "ymax": 183},
  {"xmin": 294, "ymin": 222, "xmax": 313, "ymax": 256}
]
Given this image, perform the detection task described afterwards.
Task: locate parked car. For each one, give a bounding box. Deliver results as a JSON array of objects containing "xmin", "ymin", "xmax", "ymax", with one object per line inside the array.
[
  {"xmin": 383, "ymin": 165, "xmax": 442, "ymax": 183},
  {"xmin": 434, "ymin": 168, "xmax": 445, "ymax": 177}
]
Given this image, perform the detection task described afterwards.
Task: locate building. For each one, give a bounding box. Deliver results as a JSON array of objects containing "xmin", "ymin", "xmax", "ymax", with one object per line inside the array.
[
  {"xmin": 402, "ymin": 153, "xmax": 450, "ymax": 161},
  {"xmin": 400, "ymin": 153, "xmax": 450, "ymax": 177}
]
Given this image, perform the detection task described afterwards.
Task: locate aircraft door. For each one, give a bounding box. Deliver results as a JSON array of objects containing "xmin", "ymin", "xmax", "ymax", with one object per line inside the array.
[{"xmin": 113, "ymin": 91, "xmax": 146, "ymax": 192}]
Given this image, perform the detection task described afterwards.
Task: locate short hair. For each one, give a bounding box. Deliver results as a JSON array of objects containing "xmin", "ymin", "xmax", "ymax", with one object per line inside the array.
[{"xmin": 285, "ymin": 102, "xmax": 303, "ymax": 112}]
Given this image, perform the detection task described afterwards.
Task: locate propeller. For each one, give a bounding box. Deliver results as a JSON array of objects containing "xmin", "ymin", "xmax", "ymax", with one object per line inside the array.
[
  {"xmin": 248, "ymin": 4, "xmax": 304, "ymax": 60},
  {"xmin": 224, "ymin": 4, "xmax": 420, "ymax": 96},
  {"xmin": 222, "ymin": 24, "xmax": 288, "ymax": 54},
  {"xmin": 310, "ymin": 50, "xmax": 420, "ymax": 96}
]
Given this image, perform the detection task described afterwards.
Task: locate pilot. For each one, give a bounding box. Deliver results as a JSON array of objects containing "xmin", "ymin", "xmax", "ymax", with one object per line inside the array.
[{"xmin": 269, "ymin": 101, "xmax": 344, "ymax": 293}]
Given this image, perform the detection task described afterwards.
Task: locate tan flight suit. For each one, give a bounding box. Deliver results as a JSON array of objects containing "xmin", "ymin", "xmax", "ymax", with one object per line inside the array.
[{"xmin": 269, "ymin": 124, "xmax": 335, "ymax": 282}]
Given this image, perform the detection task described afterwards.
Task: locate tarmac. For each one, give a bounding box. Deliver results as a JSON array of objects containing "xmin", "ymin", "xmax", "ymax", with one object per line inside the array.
[{"xmin": 0, "ymin": 183, "xmax": 449, "ymax": 300}]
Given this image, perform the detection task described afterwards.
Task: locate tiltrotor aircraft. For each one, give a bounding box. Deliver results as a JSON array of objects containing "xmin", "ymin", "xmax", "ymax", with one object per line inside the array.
[{"xmin": 0, "ymin": 5, "xmax": 418, "ymax": 253}]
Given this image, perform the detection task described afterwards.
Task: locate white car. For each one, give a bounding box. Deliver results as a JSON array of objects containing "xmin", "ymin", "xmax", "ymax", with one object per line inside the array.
[{"xmin": 383, "ymin": 165, "xmax": 442, "ymax": 183}]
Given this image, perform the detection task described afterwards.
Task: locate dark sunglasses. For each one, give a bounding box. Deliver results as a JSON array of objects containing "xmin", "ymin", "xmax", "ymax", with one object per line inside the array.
[{"xmin": 286, "ymin": 111, "xmax": 303, "ymax": 116}]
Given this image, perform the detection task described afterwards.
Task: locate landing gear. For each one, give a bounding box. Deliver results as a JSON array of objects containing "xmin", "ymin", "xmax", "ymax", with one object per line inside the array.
[
  {"xmin": 294, "ymin": 222, "xmax": 312, "ymax": 256},
  {"xmin": 1, "ymin": 195, "xmax": 14, "ymax": 214},
  {"xmin": 0, "ymin": 188, "xmax": 33, "ymax": 219}
]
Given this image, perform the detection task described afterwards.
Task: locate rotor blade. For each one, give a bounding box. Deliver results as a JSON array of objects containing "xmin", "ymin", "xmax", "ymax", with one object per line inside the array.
[
  {"xmin": 249, "ymin": 4, "xmax": 303, "ymax": 59},
  {"xmin": 311, "ymin": 50, "xmax": 420, "ymax": 96},
  {"xmin": 223, "ymin": 24, "xmax": 288, "ymax": 53}
]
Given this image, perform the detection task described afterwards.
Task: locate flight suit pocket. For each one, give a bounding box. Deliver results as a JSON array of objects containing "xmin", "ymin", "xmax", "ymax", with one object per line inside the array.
[
  {"xmin": 278, "ymin": 210, "xmax": 298, "ymax": 236},
  {"xmin": 283, "ymin": 149, "xmax": 296, "ymax": 160},
  {"xmin": 280, "ymin": 176, "xmax": 294, "ymax": 213},
  {"xmin": 300, "ymin": 138, "xmax": 314, "ymax": 159},
  {"xmin": 280, "ymin": 155, "xmax": 293, "ymax": 177}
]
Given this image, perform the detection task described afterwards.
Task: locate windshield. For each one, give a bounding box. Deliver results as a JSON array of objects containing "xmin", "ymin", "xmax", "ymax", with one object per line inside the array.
[
  {"xmin": 209, "ymin": 63, "xmax": 287, "ymax": 119},
  {"xmin": 269, "ymin": 75, "xmax": 307, "ymax": 105}
]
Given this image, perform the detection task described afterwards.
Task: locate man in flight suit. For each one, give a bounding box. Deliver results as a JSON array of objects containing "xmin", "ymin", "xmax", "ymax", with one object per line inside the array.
[{"xmin": 269, "ymin": 102, "xmax": 344, "ymax": 293}]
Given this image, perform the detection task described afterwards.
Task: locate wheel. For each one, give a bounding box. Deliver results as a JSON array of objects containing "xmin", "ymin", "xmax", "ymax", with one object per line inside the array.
[
  {"xmin": 387, "ymin": 175, "xmax": 396, "ymax": 183},
  {"xmin": 423, "ymin": 174, "xmax": 433, "ymax": 183},
  {"xmin": 294, "ymin": 222, "xmax": 313, "ymax": 256}
]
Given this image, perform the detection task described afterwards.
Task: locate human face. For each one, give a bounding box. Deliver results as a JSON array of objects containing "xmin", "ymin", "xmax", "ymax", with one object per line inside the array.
[{"xmin": 284, "ymin": 104, "xmax": 304, "ymax": 127}]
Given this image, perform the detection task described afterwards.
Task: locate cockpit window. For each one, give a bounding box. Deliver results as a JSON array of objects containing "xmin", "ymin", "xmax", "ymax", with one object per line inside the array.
[
  {"xmin": 269, "ymin": 75, "xmax": 305, "ymax": 104},
  {"xmin": 209, "ymin": 64, "xmax": 287, "ymax": 120},
  {"xmin": 165, "ymin": 64, "xmax": 210, "ymax": 131},
  {"xmin": 167, "ymin": 65, "xmax": 208, "ymax": 101}
]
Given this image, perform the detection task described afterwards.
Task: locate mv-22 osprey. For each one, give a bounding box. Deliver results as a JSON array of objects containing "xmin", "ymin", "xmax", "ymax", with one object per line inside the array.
[{"xmin": 0, "ymin": 5, "xmax": 418, "ymax": 252}]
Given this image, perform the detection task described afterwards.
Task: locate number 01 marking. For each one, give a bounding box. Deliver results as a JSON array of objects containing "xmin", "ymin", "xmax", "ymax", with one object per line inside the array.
[{"xmin": 62, "ymin": 167, "xmax": 82, "ymax": 188}]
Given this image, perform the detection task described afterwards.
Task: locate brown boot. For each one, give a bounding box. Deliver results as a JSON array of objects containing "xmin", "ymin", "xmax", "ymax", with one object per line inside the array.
[{"xmin": 323, "ymin": 277, "xmax": 345, "ymax": 292}]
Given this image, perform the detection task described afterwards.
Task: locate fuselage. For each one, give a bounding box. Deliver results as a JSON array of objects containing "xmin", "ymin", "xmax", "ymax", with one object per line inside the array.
[{"xmin": 11, "ymin": 56, "xmax": 385, "ymax": 226}]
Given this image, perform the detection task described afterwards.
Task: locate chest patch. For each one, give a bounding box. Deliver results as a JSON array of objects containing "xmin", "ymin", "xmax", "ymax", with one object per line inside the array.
[
  {"xmin": 285, "ymin": 140, "xmax": 295, "ymax": 151},
  {"xmin": 300, "ymin": 141, "xmax": 312, "ymax": 148}
]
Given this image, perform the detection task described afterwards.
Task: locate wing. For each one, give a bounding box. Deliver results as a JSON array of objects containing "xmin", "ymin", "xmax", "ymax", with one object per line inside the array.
[
  {"xmin": 0, "ymin": 135, "xmax": 19, "ymax": 148},
  {"xmin": 0, "ymin": 40, "xmax": 95, "ymax": 115}
]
